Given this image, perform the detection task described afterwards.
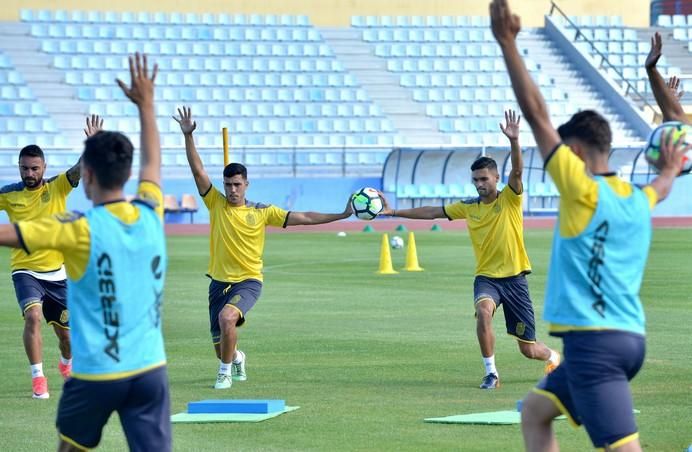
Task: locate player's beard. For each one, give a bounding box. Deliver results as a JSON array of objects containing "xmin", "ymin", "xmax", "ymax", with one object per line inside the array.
[{"xmin": 22, "ymin": 176, "xmax": 40, "ymax": 188}]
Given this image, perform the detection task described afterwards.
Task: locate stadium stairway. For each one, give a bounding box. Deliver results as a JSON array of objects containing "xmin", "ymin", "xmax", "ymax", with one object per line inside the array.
[
  {"xmin": 521, "ymin": 28, "xmax": 643, "ymax": 142},
  {"xmin": 0, "ymin": 21, "xmax": 86, "ymax": 150},
  {"xmin": 320, "ymin": 27, "xmax": 450, "ymax": 145}
]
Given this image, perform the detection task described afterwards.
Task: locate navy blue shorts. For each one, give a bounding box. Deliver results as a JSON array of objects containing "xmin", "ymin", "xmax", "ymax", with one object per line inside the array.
[
  {"xmin": 534, "ymin": 331, "xmax": 646, "ymax": 449},
  {"xmin": 56, "ymin": 365, "xmax": 171, "ymax": 451},
  {"xmin": 209, "ymin": 278, "xmax": 262, "ymax": 343},
  {"xmin": 12, "ymin": 272, "xmax": 68, "ymax": 328},
  {"xmin": 473, "ymin": 274, "xmax": 536, "ymax": 342}
]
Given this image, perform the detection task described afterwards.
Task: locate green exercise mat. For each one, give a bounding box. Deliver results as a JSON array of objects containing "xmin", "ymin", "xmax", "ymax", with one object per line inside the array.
[
  {"xmin": 172, "ymin": 406, "xmax": 300, "ymax": 423},
  {"xmin": 424, "ymin": 409, "xmax": 639, "ymax": 425}
]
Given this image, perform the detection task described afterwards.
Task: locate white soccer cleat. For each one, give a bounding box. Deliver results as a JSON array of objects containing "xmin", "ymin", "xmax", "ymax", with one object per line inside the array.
[
  {"xmin": 232, "ymin": 350, "xmax": 247, "ymax": 382},
  {"xmin": 214, "ymin": 373, "xmax": 232, "ymax": 389}
]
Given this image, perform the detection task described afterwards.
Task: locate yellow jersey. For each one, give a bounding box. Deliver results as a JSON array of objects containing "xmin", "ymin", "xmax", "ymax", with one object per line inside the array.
[
  {"xmin": 444, "ymin": 187, "xmax": 531, "ymax": 278},
  {"xmin": 15, "ymin": 181, "xmax": 163, "ymax": 281},
  {"xmin": 202, "ymin": 187, "xmax": 288, "ymax": 282},
  {"xmin": 0, "ymin": 173, "xmax": 76, "ymax": 272},
  {"xmin": 545, "ymin": 144, "xmax": 657, "ymax": 239}
]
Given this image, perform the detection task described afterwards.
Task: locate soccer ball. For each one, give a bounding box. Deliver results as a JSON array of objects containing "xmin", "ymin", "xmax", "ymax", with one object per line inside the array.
[
  {"xmin": 351, "ymin": 187, "xmax": 384, "ymax": 220},
  {"xmin": 644, "ymin": 121, "xmax": 692, "ymax": 175},
  {"xmin": 390, "ymin": 235, "xmax": 404, "ymax": 249}
]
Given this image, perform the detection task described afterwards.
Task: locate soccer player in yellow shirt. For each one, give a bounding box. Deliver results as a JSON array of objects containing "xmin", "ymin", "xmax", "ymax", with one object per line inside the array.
[
  {"xmin": 490, "ymin": 1, "xmax": 687, "ymax": 449},
  {"xmin": 0, "ymin": 115, "xmax": 102, "ymax": 399},
  {"xmin": 174, "ymin": 106, "xmax": 353, "ymax": 389},
  {"xmin": 380, "ymin": 110, "xmax": 560, "ymax": 390}
]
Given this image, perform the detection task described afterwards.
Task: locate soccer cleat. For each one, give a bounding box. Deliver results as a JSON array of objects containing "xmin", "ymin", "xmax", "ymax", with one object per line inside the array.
[
  {"xmin": 544, "ymin": 351, "xmax": 561, "ymax": 375},
  {"xmin": 214, "ymin": 373, "xmax": 232, "ymax": 389},
  {"xmin": 58, "ymin": 361, "xmax": 72, "ymax": 380},
  {"xmin": 479, "ymin": 373, "xmax": 500, "ymax": 390},
  {"xmin": 32, "ymin": 376, "xmax": 49, "ymax": 399},
  {"xmin": 232, "ymin": 350, "xmax": 247, "ymax": 381}
]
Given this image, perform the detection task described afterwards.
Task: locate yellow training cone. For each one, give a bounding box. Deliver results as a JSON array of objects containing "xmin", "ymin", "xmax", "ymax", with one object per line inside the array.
[
  {"xmin": 377, "ymin": 233, "xmax": 398, "ymax": 274},
  {"xmin": 403, "ymin": 231, "xmax": 424, "ymax": 272}
]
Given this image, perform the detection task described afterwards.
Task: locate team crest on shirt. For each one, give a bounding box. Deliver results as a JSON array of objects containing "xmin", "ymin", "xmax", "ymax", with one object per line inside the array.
[
  {"xmin": 41, "ymin": 190, "xmax": 50, "ymax": 203},
  {"xmin": 60, "ymin": 309, "xmax": 69, "ymax": 324},
  {"xmin": 229, "ymin": 295, "xmax": 242, "ymax": 305},
  {"xmin": 516, "ymin": 322, "xmax": 526, "ymax": 336},
  {"xmin": 493, "ymin": 203, "xmax": 501, "ymax": 213},
  {"xmin": 245, "ymin": 213, "xmax": 257, "ymax": 226},
  {"xmin": 54, "ymin": 211, "xmax": 84, "ymax": 223}
]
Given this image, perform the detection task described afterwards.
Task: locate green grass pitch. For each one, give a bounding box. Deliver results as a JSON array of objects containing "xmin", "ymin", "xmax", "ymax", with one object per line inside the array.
[{"xmin": 0, "ymin": 228, "xmax": 691, "ymax": 451}]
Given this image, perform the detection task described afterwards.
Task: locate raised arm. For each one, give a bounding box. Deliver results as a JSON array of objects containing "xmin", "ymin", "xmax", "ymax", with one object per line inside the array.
[
  {"xmin": 646, "ymin": 129, "xmax": 690, "ymax": 202},
  {"xmin": 490, "ymin": 0, "xmax": 561, "ymax": 159},
  {"xmin": 645, "ymin": 32, "xmax": 688, "ymax": 124},
  {"xmin": 116, "ymin": 53, "xmax": 161, "ymax": 186},
  {"xmin": 173, "ymin": 106, "xmax": 212, "ymax": 195},
  {"xmin": 66, "ymin": 114, "xmax": 104, "ymax": 185},
  {"xmin": 285, "ymin": 195, "xmax": 352, "ymax": 226},
  {"xmin": 379, "ymin": 193, "xmax": 446, "ymax": 220},
  {"xmin": 500, "ymin": 109, "xmax": 523, "ymax": 193}
]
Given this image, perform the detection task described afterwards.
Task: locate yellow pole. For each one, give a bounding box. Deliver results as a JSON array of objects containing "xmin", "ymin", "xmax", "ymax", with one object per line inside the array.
[{"xmin": 222, "ymin": 127, "xmax": 229, "ymax": 166}]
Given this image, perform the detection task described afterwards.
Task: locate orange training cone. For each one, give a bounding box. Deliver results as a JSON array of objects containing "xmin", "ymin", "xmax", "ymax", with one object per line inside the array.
[
  {"xmin": 377, "ymin": 233, "xmax": 398, "ymax": 274},
  {"xmin": 403, "ymin": 231, "xmax": 424, "ymax": 272}
]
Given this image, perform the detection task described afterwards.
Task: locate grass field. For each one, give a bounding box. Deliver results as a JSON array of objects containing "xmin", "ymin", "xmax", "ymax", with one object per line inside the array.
[{"xmin": 0, "ymin": 228, "xmax": 691, "ymax": 451}]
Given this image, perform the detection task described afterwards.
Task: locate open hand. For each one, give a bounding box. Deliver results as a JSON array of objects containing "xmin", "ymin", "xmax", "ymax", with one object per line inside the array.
[
  {"xmin": 376, "ymin": 190, "xmax": 394, "ymax": 215},
  {"xmin": 83, "ymin": 114, "xmax": 104, "ymax": 137},
  {"xmin": 500, "ymin": 109, "xmax": 521, "ymax": 140},
  {"xmin": 116, "ymin": 53, "xmax": 158, "ymax": 107},
  {"xmin": 173, "ymin": 106, "xmax": 197, "ymax": 135},
  {"xmin": 667, "ymin": 76, "xmax": 684, "ymax": 101}
]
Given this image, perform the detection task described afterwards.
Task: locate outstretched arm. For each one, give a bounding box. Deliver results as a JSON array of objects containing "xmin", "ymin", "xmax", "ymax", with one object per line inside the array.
[
  {"xmin": 378, "ymin": 192, "xmax": 446, "ymax": 219},
  {"xmin": 116, "ymin": 53, "xmax": 161, "ymax": 187},
  {"xmin": 173, "ymin": 106, "xmax": 212, "ymax": 195},
  {"xmin": 66, "ymin": 114, "xmax": 104, "ymax": 185},
  {"xmin": 490, "ymin": 0, "xmax": 561, "ymax": 159},
  {"xmin": 500, "ymin": 109, "xmax": 523, "ymax": 193},
  {"xmin": 0, "ymin": 225, "xmax": 20, "ymax": 248},
  {"xmin": 285, "ymin": 195, "xmax": 352, "ymax": 226},
  {"xmin": 647, "ymin": 129, "xmax": 690, "ymax": 201},
  {"xmin": 646, "ymin": 32, "xmax": 688, "ymax": 124}
]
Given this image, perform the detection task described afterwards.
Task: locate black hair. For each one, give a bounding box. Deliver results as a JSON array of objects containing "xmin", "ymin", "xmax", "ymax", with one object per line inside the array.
[
  {"xmin": 18, "ymin": 144, "xmax": 44, "ymax": 162},
  {"xmin": 223, "ymin": 162, "xmax": 247, "ymax": 179},
  {"xmin": 82, "ymin": 131, "xmax": 133, "ymax": 190},
  {"xmin": 470, "ymin": 156, "xmax": 498, "ymax": 172},
  {"xmin": 557, "ymin": 110, "xmax": 612, "ymax": 154}
]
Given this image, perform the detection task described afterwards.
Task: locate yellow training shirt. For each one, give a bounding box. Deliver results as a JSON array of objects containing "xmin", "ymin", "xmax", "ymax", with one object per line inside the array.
[
  {"xmin": 202, "ymin": 187, "xmax": 288, "ymax": 282},
  {"xmin": 444, "ymin": 187, "xmax": 531, "ymax": 278},
  {"xmin": 16, "ymin": 181, "xmax": 163, "ymax": 281},
  {"xmin": 545, "ymin": 144, "xmax": 658, "ymax": 238},
  {"xmin": 0, "ymin": 173, "xmax": 76, "ymax": 272}
]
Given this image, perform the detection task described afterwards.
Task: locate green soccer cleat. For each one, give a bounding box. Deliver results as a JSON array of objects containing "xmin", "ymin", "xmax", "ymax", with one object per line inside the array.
[
  {"xmin": 232, "ymin": 350, "xmax": 247, "ymax": 381},
  {"xmin": 479, "ymin": 373, "xmax": 500, "ymax": 390},
  {"xmin": 214, "ymin": 373, "xmax": 232, "ymax": 389}
]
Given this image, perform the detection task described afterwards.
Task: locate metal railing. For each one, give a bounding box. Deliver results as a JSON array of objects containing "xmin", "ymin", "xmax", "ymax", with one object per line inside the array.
[{"xmin": 548, "ymin": 1, "xmax": 659, "ymax": 120}]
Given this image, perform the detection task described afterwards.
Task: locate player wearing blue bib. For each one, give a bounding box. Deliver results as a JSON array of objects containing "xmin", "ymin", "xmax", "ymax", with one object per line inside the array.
[
  {"xmin": 0, "ymin": 54, "xmax": 169, "ymax": 451},
  {"xmin": 490, "ymin": 1, "xmax": 689, "ymax": 450}
]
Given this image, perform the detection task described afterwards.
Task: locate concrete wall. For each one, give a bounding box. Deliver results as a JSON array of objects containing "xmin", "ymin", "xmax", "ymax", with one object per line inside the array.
[{"xmin": 4, "ymin": 0, "xmax": 650, "ymax": 27}]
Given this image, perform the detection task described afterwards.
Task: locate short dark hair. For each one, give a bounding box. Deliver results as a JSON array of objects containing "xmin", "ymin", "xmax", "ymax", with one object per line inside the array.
[
  {"xmin": 470, "ymin": 156, "xmax": 497, "ymax": 172},
  {"xmin": 18, "ymin": 144, "xmax": 44, "ymax": 162},
  {"xmin": 82, "ymin": 131, "xmax": 133, "ymax": 190},
  {"xmin": 557, "ymin": 110, "xmax": 612, "ymax": 154},
  {"xmin": 223, "ymin": 163, "xmax": 247, "ymax": 179}
]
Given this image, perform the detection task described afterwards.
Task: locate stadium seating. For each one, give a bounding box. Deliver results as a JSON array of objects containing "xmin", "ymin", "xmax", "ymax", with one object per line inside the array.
[
  {"xmin": 21, "ymin": 9, "xmax": 396, "ymax": 150},
  {"xmin": 353, "ymin": 18, "xmax": 571, "ymax": 146}
]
